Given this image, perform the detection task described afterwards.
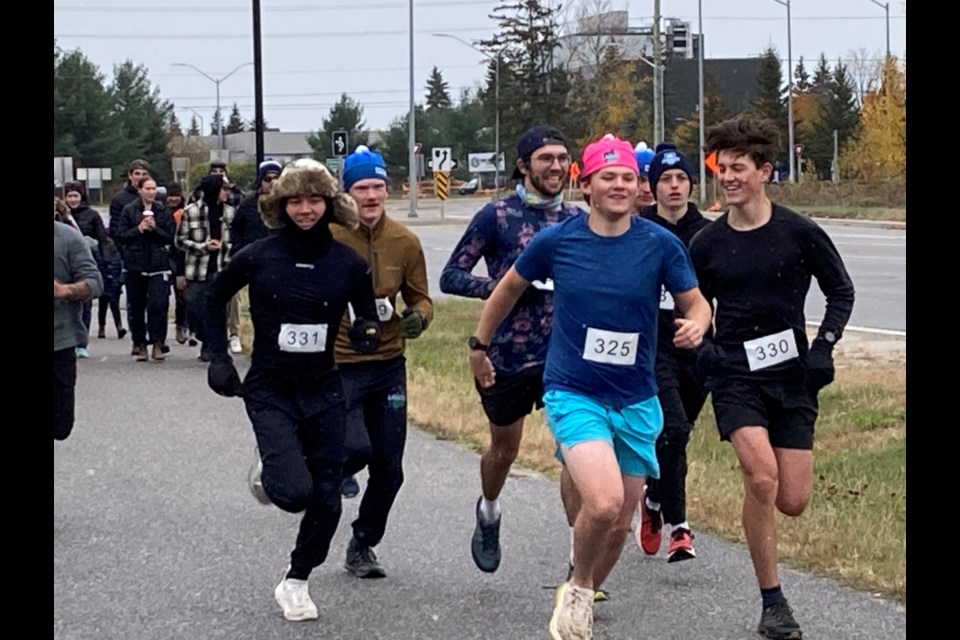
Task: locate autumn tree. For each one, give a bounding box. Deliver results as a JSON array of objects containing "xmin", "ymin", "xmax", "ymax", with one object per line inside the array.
[{"xmin": 840, "ymin": 57, "xmax": 905, "ymax": 180}]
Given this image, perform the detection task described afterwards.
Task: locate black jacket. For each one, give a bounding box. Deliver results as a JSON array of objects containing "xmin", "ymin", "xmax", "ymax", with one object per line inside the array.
[
  {"xmin": 231, "ymin": 191, "xmax": 271, "ymax": 257},
  {"xmin": 113, "ymin": 199, "xmax": 177, "ymax": 274},
  {"xmin": 70, "ymin": 203, "xmax": 109, "ymax": 259},
  {"xmin": 109, "ymin": 184, "xmax": 139, "ymax": 228}
]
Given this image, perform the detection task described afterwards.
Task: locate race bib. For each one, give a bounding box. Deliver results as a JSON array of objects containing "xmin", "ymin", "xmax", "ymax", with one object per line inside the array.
[
  {"xmin": 278, "ymin": 323, "xmax": 328, "ymax": 353},
  {"xmin": 532, "ymin": 278, "xmax": 555, "ymax": 291},
  {"xmin": 347, "ymin": 298, "xmax": 393, "ymax": 323},
  {"xmin": 659, "ymin": 286, "xmax": 675, "ymax": 311},
  {"xmin": 743, "ymin": 329, "xmax": 799, "ymax": 372},
  {"xmin": 583, "ymin": 327, "xmax": 638, "ymax": 366}
]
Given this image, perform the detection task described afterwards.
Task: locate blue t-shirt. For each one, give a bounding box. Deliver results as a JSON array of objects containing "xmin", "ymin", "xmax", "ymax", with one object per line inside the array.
[{"xmin": 514, "ymin": 215, "xmax": 699, "ymax": 409}]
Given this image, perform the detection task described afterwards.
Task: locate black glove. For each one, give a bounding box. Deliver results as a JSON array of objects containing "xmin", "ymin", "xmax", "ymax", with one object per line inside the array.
[
  {"xmin": 208, "ymin": 356, "xmax": 243, "ymax": 398},
  {"xmin": 399, "ymin": 308, "xmax": 425, "ymax": 339},
  {"xmin": 694, "ymin": 339, "xmax": 725, "ymax": 382},
  {"xmin": 805, "ymin": 338, "xmax": 835, "ymax": 393},
  {"xmin": 348, "ymin": 318, "xmax": 382, "ymax": 355}
]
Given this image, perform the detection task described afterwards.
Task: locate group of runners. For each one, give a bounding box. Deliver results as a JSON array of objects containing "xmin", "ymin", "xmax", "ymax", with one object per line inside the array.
[{"xmin": 54, "ymin": 108, "xmax": 855, "ymax": 639}]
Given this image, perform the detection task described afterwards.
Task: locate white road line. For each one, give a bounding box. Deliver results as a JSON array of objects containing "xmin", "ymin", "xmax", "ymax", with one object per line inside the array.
[{"xmin": 806, "ymin": 321, "xmax": 906, "ymax": 337}]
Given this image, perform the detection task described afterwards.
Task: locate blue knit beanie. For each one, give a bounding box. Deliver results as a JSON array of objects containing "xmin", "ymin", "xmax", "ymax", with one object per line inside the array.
[
  {"xmin": 343, "ymin": 146, "xmax": 388, "ymax": 191},
  {"xmin": 634, "ymin": 142, "xmax": 656, "ymax": 177},
  {"xmin": 648, "ymin": 143, "xmax": 695, "ymax": 192}
]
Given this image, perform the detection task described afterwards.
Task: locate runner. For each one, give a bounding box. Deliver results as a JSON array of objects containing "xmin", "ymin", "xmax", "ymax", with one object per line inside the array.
[
  {"xmin": 440, "ymin": 125, "xmax": 585, "ymax": 574},
  {"xmin": 633, "ymin": 141, "xmax": 656, "ymax": 210},
  {"xmin": 637, "ymin": 142, "xmax": 712, "ymax": 562},
  {"xmin": 201, "ymin": 159, "xmax": 382, "ymax": 622},
  {"xmin": 468, "ymin": 134, "xmax": 712, "ymax": 640},
  {"xmin": 688, "ymin": 113, "xmax": 855, "ymax": 639},
  {"xmin": 331, "ymin": 146, "xmax": 434, "ymax": 579}
]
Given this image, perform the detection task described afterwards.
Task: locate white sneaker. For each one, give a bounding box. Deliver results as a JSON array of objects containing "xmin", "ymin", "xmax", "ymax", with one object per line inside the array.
[
  {"xmin": 229, "ymin": 335, "xmax": 242, "ymax": 354},
  {"xmin": 274, "ymin": 576, "xmax": 318, "ymax": 621},
  {"xmin": 549, "ymin": 580, "xmax": 595, "ymax": 640}
]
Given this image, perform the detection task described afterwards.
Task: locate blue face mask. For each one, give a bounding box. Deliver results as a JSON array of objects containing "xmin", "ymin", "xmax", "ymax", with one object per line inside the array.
[{"xmin": 516, "ymin": 183, "xmax": 564, "ymax": 211}]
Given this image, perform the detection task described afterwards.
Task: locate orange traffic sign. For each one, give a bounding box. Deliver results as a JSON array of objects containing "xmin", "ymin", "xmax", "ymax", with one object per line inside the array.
[
  {"xmin": 705, "ymin": 150, "xmax": 718, "ymax": 175},
  {"xmin": 569, "ymin": 161, "xmax": 581, "ymax": 179}
]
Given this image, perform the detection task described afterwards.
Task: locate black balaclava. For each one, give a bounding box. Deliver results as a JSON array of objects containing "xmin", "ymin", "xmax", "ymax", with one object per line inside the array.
[
  {"xmin": 280, "ymin": 196, "xmax": 335, "ymax": 262},
  {"xmin": 200, "ymin": 174, "xmax": 225, "ymax": 241}
]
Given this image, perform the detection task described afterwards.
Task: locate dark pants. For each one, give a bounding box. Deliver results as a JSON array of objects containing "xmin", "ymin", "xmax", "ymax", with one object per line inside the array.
[
  {"xmin": 340, "ymin": 357, "xmax": 407, "ymax": 548},
  {"xmin": 646, "ymin": 358, "xmax": 708, "ymax": 526},
  {"xmin": 125, "ymin": 272, "xmax": 171, "ymax": 346},
  {"xmin": 80, "ymin": 301, "xmax": 92, "ymax": 347},
  {"xmin": 185, "ymin": 279, "xmax": 211, "ymax": 344},
  {"xmin": 243, "ymin": 368, "xmax": 347, "ymax": 580},
  {"xmin": 98, "ymin": 295, "xmax": 123, "ymax": 330},
  {"xmin": 53, "ymin": 348, "xmax": 78, "ymax": 440},
  {"xmin": 175, "ymin": 288, "xmax": 187, "ymax": 329}
]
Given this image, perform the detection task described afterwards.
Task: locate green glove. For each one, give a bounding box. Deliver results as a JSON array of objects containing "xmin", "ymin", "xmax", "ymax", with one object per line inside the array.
[{"xmin": 399, "ymin": 308, "xmax": 425, "ymax": 339}]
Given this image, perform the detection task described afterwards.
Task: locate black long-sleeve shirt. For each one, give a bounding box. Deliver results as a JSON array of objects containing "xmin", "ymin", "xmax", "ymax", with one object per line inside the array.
[
  {"xmin": 204, "ymin": 224, "xmax": 379, "ymax": 380},
  {"xmin": 688, "ymin": 203, "xmax": 855, "ymax": 376}
]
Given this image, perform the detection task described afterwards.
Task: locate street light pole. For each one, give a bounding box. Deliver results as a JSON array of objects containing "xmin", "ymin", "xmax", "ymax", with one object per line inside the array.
[
  {"xmin": 697, "ymin": 0, "xmax": 706, "ymax": 203},
  {"xmin": 868, "ymin": 0, "xmax": 891, "ymax": 59},
  {"xmin": 772, "ymin": 0, "xmax": 795, "ymax": 183},
  {"xmin": 408, "ymin": 0, "xmax": 418, "ymax": 217},
  {"xmin": 652, "ymin": 0, "xmax": 663, "ymax": 146},
  {"xmin": 172, "ymin": 62, "xmax": 253, "ymax": 152},
  {"xmin": 433, "ymin": 33, "xmax": 502, "ymax": 198}
]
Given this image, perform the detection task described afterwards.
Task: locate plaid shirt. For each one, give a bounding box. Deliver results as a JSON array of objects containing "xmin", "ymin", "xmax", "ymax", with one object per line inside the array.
[{"xmin": 175, "ymin": 201, "xmax": 236, "ymax": 281}]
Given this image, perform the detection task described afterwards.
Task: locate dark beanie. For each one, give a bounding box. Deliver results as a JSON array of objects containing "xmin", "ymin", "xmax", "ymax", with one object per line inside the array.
[
  {"xmin": 200, "ymin": 174, "xmax": 225, "ymax": 207},
  {"xmin": 166, "ymin": 182, "xmax": 184, "ymax": 198},
  {"xmin": 648, "ymin": 143, "xmax": 695, "ymax": 193}
]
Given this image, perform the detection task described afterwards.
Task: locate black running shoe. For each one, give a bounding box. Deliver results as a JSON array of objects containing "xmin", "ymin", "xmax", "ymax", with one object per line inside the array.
[
  {"xmin": 471, "ymin": 497, "xmax": 501, "ymax": 573},
  {"xmin": 758, "ymin": 600, "xmax": 803, "ymax": 639},
  {"xmin": 341, "ymin": 475, "xmax": 360, "ymax": 499},
  {"xmin": 345, "ymin": 537, "xmax": 386, "ymax": 579}
]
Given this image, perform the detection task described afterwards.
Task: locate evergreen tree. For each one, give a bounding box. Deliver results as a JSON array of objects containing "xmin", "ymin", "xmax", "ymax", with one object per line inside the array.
[
  {"xmin": 108, "ymin": 60, "xmax": 174, "ymax": 183},
  {"xmin": 751, "ymin": 47, "xmax": 788, "ymax": 158},
  {"xmin": 210, "ymin": 108, "xmax": 224, "ymax": 137},
  {"xmin": 808, "ymin": 61, "xmax": 861, "ymax": 179},
  {"xmin": 188, "ymin": 115, "xmax": 201, "ymax": 136},
  {"xmin": 225, "ymin": 103, "xmax": 246, "ymax": 134},
  {"xmin": 307, "ymin": 93, "xmax": 369, "ymax": 159},
  {"xmin": 795, "ymin": 56, "xmax": 811, "ymax": 92},
  {"xmin": 53, "ymin": 49, "xmax": 117, "ymax": 165},
  {"xmin": 425, "ymin": 66, "xmax": 452, "ymax": 110},
  {"xmin": 168, "ymin": 112, "xmax": 184, "ymax": 138}
]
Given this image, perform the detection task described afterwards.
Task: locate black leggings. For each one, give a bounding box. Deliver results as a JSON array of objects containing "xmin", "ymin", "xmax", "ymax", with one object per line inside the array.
[{"xmin": 98, "ymin": 296, "xmax": 123, "ymax": 329}]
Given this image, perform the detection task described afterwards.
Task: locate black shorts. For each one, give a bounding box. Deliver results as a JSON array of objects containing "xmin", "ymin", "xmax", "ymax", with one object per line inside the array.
[
  {"xmin": 476, "ymin": 364, "xmax": 545, "ymax": 427},
  {"xmin": 710, "ymin": 374, "xmax": 818, "ymax": 450}
]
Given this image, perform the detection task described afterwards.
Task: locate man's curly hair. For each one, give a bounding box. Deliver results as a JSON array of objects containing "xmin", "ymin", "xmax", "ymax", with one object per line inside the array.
[{"xmin": 706, "ymin": 113, "xmax": 781, "ymax": 169}]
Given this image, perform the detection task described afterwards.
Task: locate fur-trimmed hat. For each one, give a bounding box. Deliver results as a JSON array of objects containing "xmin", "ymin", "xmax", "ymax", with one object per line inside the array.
[{"xmin": 258, "ymin": 159, "xmax": 359, "ymax": 230}]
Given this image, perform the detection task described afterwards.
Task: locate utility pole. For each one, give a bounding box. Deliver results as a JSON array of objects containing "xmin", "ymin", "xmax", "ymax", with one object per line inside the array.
[
  {"xmin": 252, "ymin": 0, "xmax": 264, "ymax": 166},
  {"xmin": 868, "ymin": 0, "xmax": 891, "ymax": 59},
  {"xmin": 697, "ymin": 0, "xmax": 706, "ymax": 203},
  {"xmin": 653, "ymin": 0, "xmax": 663, "ymax": 146},
  {"xmin": 407, "ymin": 0, "xmax": 418, "ymax": 217},
  {"xmin": 772, "ymin": 0, "xmax": 795, "ymax": 183}
]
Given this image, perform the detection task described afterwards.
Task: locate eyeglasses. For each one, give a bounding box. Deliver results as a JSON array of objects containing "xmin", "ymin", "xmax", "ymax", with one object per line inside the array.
[
  {"xmin": 262, "ymin": 174, "xmax": 278, "ymax": 183},
  {"xmin": 532, "ymin": 153, "xmax": 571, "ymax": 166}
]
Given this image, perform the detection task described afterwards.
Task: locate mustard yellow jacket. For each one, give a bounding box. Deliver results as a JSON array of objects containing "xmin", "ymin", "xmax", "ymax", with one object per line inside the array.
[{"xmin": 332, "ymin": 214, "xmax": 433, "ymax": 363}]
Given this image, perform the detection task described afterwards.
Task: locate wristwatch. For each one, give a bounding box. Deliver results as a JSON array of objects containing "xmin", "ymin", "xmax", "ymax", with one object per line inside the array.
[
  {"xmin": 820, "ymin": 330, "xmax": 838, "ymax": 345},
  {"xmin": 468, "ymin": 336, "xmax": 489, "ymax": 352}
]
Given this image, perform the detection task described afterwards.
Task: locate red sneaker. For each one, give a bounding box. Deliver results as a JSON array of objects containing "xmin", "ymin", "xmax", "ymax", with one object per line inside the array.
[
  {"xmin": 667, "ymin": 527, "xmax": 697, "ymax": 563},
  {"xmin": 636, "ymin": 494, "xmax": 662, "ymax": 555}
]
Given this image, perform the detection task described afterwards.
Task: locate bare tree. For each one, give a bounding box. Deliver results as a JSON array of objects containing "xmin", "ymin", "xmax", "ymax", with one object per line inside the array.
[
  {"xmin": 557, "ymin": 0, "xmax": 626, "ymax": 76},
  {"xmin": 845, "ymin": 47, "xmax": 883, "ymax": 109}
]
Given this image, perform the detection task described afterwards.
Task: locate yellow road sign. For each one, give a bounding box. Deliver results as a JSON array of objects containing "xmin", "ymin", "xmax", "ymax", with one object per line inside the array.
[{"xmin": 434, "ymin": 171, "xmax": 450, "ymax": 201}]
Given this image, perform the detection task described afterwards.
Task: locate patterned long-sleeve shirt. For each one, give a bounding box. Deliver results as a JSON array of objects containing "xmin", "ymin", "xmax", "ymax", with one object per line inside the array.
[{"xmin": 440, "ymin": 193, "xmax": 584, "ymax": 375}]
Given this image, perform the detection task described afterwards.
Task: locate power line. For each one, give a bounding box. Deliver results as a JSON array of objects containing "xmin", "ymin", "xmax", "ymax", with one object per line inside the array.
[
  {"xmin": 53, "ymin": 26, "xmax": 492, "ymax": 40},
  {"xmin": 631, "ymin": 15, "xmax": 906, "ymax": 22},
  {"xmin": 167, "ymin": 86, "xmax": 475, "ymax": 101},
  {"xmin": 55, "ymin": 63, "xmax": 487, "ymax": 80},
  {"xmin": 54, "ymin": 1, "xmax": 494, "ymax": 11}
]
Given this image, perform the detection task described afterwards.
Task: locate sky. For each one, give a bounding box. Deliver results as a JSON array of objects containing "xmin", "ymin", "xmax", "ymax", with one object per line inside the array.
[{"xmin": 53, "ymin": 0, "xmax": 907, "ymax": 134}]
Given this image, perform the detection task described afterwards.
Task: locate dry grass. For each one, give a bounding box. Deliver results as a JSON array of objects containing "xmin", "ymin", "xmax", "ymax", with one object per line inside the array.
[{"xmin": 404, "ymin": 299, "xmax": 907, "ymax": 604}]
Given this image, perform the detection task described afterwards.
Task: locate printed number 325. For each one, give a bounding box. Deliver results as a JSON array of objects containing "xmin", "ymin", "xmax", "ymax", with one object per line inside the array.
[{"xmin": 594, "ymin": 338, "xmax": 632, "ymax": 357}]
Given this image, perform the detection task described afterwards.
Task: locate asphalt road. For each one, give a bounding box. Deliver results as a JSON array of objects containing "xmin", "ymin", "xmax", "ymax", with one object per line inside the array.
[{"xmin": 54, "ymin": 334, "xmax": 906, "ymax": 639}]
